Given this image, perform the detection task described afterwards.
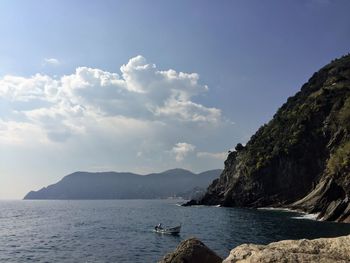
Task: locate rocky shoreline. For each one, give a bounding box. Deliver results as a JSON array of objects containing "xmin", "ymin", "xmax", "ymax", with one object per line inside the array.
[
  {"xmin": 183, "ymin": 201, "xmax": 322, "ymax": 222},
  {"xmin": 159, "ymin": 235, "xmax": 350, "ymax": 263}
]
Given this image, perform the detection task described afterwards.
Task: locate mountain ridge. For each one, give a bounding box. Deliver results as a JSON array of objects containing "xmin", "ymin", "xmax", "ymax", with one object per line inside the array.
[{"xmin": 24, "ymin": 168, "xmax": 222, "ymax": 200}]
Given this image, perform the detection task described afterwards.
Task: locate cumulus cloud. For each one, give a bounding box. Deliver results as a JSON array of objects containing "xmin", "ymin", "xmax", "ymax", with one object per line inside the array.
[
  {"xmin": 0, "ymin": 54, "xmax": 245, "ymax": 201},
  {"xmin": 0, "ymin": 55, "xmax": 234, "ymax": 183},
  {"xmin": 0, "ymin": 55, "xmax": 222, "ymax": 144},
  {"xmin": 43, "ymin": 58, "xmax": 60, "ymax": 66},
  {"xmin": 153, "ymin": 98, "xmax": 221, "ymax": 123},
  {"xmin": 197, "ymin": 151, "xmax": 227, "ymax": 160},
  {"xmin": 0, "ymin": 74, "xmax": 58, "ymax": 102},
  {"xmin": 171, "ymin": 142, "xmax": 196, "ymax": 162}
]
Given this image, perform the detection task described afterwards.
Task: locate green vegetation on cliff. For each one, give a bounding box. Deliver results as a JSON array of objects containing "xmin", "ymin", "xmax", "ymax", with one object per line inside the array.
[
  {"xmin": 198, "ymin": 54, "xmax": 350, "ymax": 222},
  {"xmin": 327, "ymin": 141, "xmax": 350, "ymax": 175}
]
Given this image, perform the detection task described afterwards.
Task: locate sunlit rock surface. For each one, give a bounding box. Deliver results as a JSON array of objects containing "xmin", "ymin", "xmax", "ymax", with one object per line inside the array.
[{"xmin": 223, "ymin": 234, "xmax": 350, "ymax": 263}]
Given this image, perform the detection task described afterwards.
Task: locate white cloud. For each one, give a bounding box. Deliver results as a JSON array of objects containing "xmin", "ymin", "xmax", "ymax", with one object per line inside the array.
[
  {"xmin": 153, "ymin": 98, "xmax": 221, "ymax": 123},
  {"xmin": 171, "ymin": 142, "xmax": 196, "ymax": 162},
  {"xmin": 0, "ymin": 55, "xmax": 223, "ymax": 144},
  {"xmin": 0, "ymin": 74, "xmax": 58, "ymax": 102},
  {"xmin": 197, "ymin": 151, "xmax": 227, "ymax": 160},
  {"xmin": 43, "ymin": 58, "xmax": 60, "ymax": 66},
  {"xmin": 0, "ymin": 55, "xmax": 234, "ymax": 196},
  {"xmin": 0, "ymin": 119, "xmax": 47, "ymax": 145}
]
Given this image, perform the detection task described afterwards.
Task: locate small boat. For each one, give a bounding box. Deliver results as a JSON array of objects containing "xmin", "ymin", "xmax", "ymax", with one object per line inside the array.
[{"xmin": 154, "ymin": 224, "xmax": 181, "ymax": 235}]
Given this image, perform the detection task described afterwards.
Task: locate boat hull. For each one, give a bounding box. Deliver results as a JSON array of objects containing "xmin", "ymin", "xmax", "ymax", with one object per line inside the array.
[{"xmin": 154, "ymin": 225, "xmax": 181, "ymax": 235}]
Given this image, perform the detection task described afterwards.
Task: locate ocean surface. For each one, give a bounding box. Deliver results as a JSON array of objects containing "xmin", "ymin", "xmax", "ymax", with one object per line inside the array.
[{"xmin": 1, "ymin": 200, "xmax": 350, "ymax": 262}]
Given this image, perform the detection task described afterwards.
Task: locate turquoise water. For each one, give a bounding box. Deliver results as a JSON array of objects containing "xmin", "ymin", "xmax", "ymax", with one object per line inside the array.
[{"xmin": 1, "ymin": 199, "xmax": 350, "ymax": 262}]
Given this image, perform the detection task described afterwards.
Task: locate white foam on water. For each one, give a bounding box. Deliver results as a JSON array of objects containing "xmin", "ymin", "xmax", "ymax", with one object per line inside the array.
[
  {"xmin": 258, "ymin": 207, "xmax": 295, "ymax": 212},
  {"xmin": 258, "ymin": 207, "xmax": 320, "ymax": 221},
  {"xmin": 291, "ymin": 213, "xmax": 319, "ymax": 220}
]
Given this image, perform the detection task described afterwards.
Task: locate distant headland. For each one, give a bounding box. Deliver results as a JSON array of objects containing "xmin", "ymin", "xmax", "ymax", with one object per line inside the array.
[{"xmin": 24, "ymin": 168, "xmax": 221, "ymax": 200}]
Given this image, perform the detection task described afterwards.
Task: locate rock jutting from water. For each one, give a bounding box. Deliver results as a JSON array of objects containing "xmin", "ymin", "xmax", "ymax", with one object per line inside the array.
[{"xmin": 188, "ymin": 54, "xmax": 350, "ymax": 223}]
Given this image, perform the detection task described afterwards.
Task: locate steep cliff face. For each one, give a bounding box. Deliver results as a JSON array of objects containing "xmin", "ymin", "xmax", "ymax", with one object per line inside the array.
[{"xmin": 199, "ymin": 54, "xmax": 350, "ymax": 222}]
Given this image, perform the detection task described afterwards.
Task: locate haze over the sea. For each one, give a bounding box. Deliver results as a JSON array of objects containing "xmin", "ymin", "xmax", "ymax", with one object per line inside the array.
[{"xmin": 0, "ymin": 0, "xmax": 350, "ymax": 199}]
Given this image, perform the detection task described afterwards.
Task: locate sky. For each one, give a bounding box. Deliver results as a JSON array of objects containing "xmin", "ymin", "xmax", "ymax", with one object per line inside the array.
[{"xmin": 0, "ymin": 0, "xmax": 349, "ymax": 199}]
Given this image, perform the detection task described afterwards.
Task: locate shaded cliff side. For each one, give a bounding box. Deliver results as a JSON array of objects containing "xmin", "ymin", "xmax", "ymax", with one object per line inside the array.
[{"xmin": 197, "ymin": 54, "xmax": 350, "ymax": 222}]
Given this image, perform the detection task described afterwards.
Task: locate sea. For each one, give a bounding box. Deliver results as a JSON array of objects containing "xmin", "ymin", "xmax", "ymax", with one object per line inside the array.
[{"xmin": 1, "ymin": 199, "xmax": 350, "ymax": 263}]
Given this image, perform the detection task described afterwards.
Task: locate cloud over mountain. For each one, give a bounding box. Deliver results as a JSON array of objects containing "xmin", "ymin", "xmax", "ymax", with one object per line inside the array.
[
  {"xmin": 171, "ymin": 142, "xmax": 196, "ymax": 162},
  {"xmin": 0, "ymin": 56, "xmax": 233, "ymax": 184}
]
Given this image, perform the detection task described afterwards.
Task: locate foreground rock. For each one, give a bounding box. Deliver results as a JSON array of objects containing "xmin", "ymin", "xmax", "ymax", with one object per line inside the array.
[
  {"xmin": 192, "ymin": 54, "xmax": 350, "ymax": 223},
  {"xmin": 158, "ymin": 238, "xmax": 222, "ymax": 263},
  {"xmin": 161, "ymin": 235, "xmax": 350, "ymax": 263},
  {"xmin": 223, "ymin": 235, "xmax": 350, "ymax": 263}
]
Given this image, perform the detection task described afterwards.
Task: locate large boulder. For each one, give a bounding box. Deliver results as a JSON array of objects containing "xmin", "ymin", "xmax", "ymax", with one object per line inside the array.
[
  {"xmin": 158, "ymin": 237, "xmax": 222, "ymax": 263},
  {"xmin": 223, "ymin": 234, "xmax": 350, "ymax": 263}
]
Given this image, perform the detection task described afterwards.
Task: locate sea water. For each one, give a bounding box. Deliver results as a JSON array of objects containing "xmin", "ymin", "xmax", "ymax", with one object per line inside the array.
[{"xmin": 1, "ymin": 199, "xmax": 350, "ymax": 262}]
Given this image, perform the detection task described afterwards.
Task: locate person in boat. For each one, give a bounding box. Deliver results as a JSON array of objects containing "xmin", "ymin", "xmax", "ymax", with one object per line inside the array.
[{"xmin": 155, "ymin": 223, "xmax": 163, "ymax": 230}]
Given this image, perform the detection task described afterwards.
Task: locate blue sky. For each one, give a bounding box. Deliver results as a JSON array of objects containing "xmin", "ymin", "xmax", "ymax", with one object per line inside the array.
[{"xmin": 0, "ymin": 0, "xmax": 349, "ymax": 198}]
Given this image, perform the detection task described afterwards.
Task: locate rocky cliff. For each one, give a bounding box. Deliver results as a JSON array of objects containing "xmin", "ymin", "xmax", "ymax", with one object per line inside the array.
[{"xmin": 196, "ymin": 54, "xmax": 350, "ymax": 222}]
